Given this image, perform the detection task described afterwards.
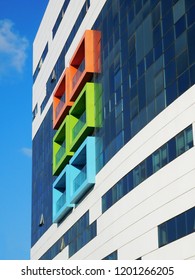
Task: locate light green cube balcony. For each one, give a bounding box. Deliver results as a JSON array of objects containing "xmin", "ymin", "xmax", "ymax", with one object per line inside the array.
[
  {"xmin": 53, "ymin": 115, "xmax": 77, "ymax": 175},
  {"xmin": 69, "ymin": 82, "xmax": 102, "ymax": 152}
]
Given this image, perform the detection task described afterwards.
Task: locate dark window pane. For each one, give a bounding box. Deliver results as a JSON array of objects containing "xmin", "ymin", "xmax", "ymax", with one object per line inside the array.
[
  {"xmin": 162, "ymin": 10, "xmax": 173, "ymax": 34},
  {"xmin": 190, "ymin": 64, "xmax": 195, "ymax": 86},
  {"xmin": 103, "ymin": 250, "xmax": 118, "ymax": 260},
  {"xmin": 146, "ymin": 49, "xmax": 154, "ymax": 69},
  {"xmin": 138, "ymin": 77, "xmax": 146, "ymax": 110},
  {"xmin": 154, "ymin": 41, "xmax": 163, "ymax": 60},
  {"xmin": 163, "ymin": 27, "xmax": 174, "ymax": 50},
  {"xmin": 176, "ymin": 212, "xmax": 187, "ymax": 239},
  {"xmin": 168, "ymin": 138, "xmax": 176, "ymax": 162},
  {"xmin": 187, "ymin": 4, "xmax": 195, "ymax": 27},
  {"xmin": 173, "ymin": 0, "xmax": 185, "ymax": 23},
  {"xmin": 138, "ymin": 60, "xmax": 145, "ymax": 78},
  {"xmin": 176, "ymin": 130, "xmax": 185, "ymax": 156},
  {"xmin": 175, "ymin": 32, "xmax": 187, "ymax": 56},
  {"xmin": 155, "ymin": 70, "xmax": 164, "ymax": 96},
  {"xmin": 128, "ymin": 35, "xmax": 135, "ymax": 56},
  {"xmin": 146, "ymin": 155, "xmax": 153, "ymax": 177},
  {"xmin": 188, "ymin": 24, "xmax": 195, "ymax": 65},
  {"xmin": 164, "ymin": 44, "xmax": 175, "ymax": 65},
  {"xmin": 185, "ymin": 0, "xmax": 195, "ymax": 11},
  {"xmin": 165, "ymin": 60, "xmax": 176, "ymax": 86},
  {"xmin": 158, "ymin": 222, "xmax": 168, "ymax": 247},
  {"xmin": 185, "ymin": 125, "xmax": 193, "ymax": 150},
  {"xmin": 152, "ymin": 3, "xmax": 161, "ymax": 27},
  {"xmin": 155, "ymin": 90, "xmax": 166, "ymax": 114},
  {"xmin": 178, "ymin": 70, "xmax": 190, "ymax": 95},
  {"xmin": 153, "ymin": 150, "xmax": 160, "ymax": 172},
  {"xmin": 175, "ymin": 15, "xmax": 186, "ymax": 38},
  {"xmin": 126, "ymin": 172, "xmax": 133, "ymax": 192},
  {"xmin": 167, "ymin": 218, "xmax": 177, "ymax": 243},
  {"xmin": 186, "ymin": 208, "xmax": 195, "ymax": 234},
  {"xmin": 176, "ymin": 50, "xmax": 188, "ymax": 75},
  {"xmin": 153, "ymin": 23, "xmax": 162, "ymax": 45}
]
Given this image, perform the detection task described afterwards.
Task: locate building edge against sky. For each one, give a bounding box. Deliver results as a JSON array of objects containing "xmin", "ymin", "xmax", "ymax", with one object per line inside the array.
[{"xmin": 31, "ymin": 0, "xmax": 195, "ymax": 260}]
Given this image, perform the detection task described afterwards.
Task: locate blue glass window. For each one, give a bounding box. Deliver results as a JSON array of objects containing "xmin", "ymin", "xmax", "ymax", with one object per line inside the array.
[
  {"xmin": 165, "ymin": 60, "xmax": 176, "ymax": 86},
  {"xmin": 102, "ymin": 125, "xmax": 193, "ymax": 213},
  {"xmin": 163, "ymin": 27, "xmax": 174, "ymax": 50},
  {"xmin": 178, "ymin": 70, "xmax": 190, "ymax": 95},
  {"xmin": 190, "ymin": 64, "xmax": 195, "ymax": 86},
  {"xmin": 162, "ymin": 10, "xmax": 173, "ymax": 35},
  {"xmin": 188, "ymin": 24, "xmax": 195, "ymax": 65},
  {"xmin": 176, "ymin": 50, "xmax": 188, "ymax": 75},
  {"xmin": 103, "ymin": 250, "xmax": 118, "ymax": 260},
  {"xmin": 175, "ymin": 15, "xmax": 186, "ymax": 38},
  {"xmin": 158, "ymin": 207, "xmax": 195, "ymax": 247},
  {"xmin": 145, "ymin": 49, "xmax": 154, "ymax": 69},
  {"xmin": 175, "ymin": 32, "xmax": 187, "ymax": 56},
  {"xmin": 187, "ymin": 4, "xmax": 195, "ymax": 27},
  {"xmin": 152, "ymin": 3, "xmax": 161, "ymax": 28},
  {"xmin": 164, "ymin": 45, "xmax": 175, "ymax": 65},
  {"xmin": 173, "ymin": 0, "xmax": 185, "ymax": 23},
  {"xmin": 153, "ymin": 23, "xmax": 162, "ymax": 45}
]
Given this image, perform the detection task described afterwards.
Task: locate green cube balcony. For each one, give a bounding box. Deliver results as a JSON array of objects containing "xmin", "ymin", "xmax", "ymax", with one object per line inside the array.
[
  {"xmin": 69, "ymin": 82, "xmax": 102, "ymax": 152},
  {"xmin": 53, "ymin": 115, "xmax": 77, "ymax": 175}
]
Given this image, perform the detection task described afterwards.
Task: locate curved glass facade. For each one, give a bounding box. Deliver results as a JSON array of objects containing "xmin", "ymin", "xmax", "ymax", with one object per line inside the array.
[{"xmin": 92, "ymin": 0, "xmax": 195, "ymax": 171}]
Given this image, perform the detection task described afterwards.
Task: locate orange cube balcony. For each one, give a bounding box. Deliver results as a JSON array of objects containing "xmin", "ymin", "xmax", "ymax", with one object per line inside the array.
[
  {"xmin": 69, "ymin": 30, "xmax": 101, "ymax": 102},
  {"xmin": 53, "ymin": 68, "xmax": 73, "ymax": 129}
]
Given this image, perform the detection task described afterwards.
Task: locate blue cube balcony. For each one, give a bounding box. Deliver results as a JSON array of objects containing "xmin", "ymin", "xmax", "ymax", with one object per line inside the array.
[
  {"xmin": 69, "ymin": 136, "xmax": 96, "ymax": 204},
  {"xmin": 53, "ymin": 137, "xmax": 96, "ymax": 223},
  {"xmin": 53, "ymin": 165, "xmax": 78, "ymax": 223}
]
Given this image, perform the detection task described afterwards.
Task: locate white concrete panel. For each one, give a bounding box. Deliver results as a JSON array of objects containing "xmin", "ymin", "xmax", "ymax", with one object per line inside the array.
[
  {"xmin": 118, "ymin": 228, "xmax": 158, "ymax": 260},
  {"xmin": 98, "ymin": 149, "xmax": 195, "ymax": 233},
  {"xmin": 144, "ymin": 234, "xmax": 195, "ymax": 260},
  {"xmin": 54, "ymin": 246, "xmax": 69, "ymax": 260},
  {"xmin": 69, "ymin": 161, "xmax": 195, "ymax": 259},
  {"xmin": 89, "ymin": 199, "xmax": 102, "ymax": 224}
]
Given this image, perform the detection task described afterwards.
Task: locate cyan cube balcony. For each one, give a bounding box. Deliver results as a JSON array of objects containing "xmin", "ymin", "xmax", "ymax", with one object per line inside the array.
[
  {"xmin": 53, "ymin": 137, "xmax": 96, "ymax": 223},
  {"xmin": 53, "ymin": 68, "xmax": 74, "ymax": 129},
  {"xmin": 52, "ymin": 165, "xmax": 77, "ymax": 223},
  {"xmin": 69, "ymin": 137, "xmax": 96, "ymax": 204},
  {"xmin": 69, "ymin": 30, "xmax": 101, "ymax": 102},
  {"xmin": 69, "ymin": 82, "xmax": 102, "ymax": 152},
  {"xmin": 53, "ymin": 115, "xmax": 77, "ymax": 176}
]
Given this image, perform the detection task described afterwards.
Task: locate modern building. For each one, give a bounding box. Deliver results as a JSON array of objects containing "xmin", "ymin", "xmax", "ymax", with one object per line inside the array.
[{"xmin": 31, "ymin": 0, "xmax": 195, "ymax": 260}]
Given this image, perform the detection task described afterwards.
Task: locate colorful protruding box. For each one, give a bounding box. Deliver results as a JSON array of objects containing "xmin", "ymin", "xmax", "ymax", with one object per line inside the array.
[
  {"xmin": 53, "ymin": 115, "xmax": 77, "ymax": 176},
  {"xmin": 53, "ymin": 68, "xmax": 74, "ymax": 130},
  {"xmin": 69, "ymin": 137, "xmax": 96, "ymax": 205},
  {"xmin": 69, "ymin": 30, "xmax": 101, "ymax": 102},
  {"xmin": 52, "ymin": 137, "xmax": 96, "ymax": 223},
  {"xmin": 52, "ymin": 164, "xmax": 78, "ymax": 223},
  {"xmin": 69, "ymin": 82, "xmax": 102, "ymax": 152}
]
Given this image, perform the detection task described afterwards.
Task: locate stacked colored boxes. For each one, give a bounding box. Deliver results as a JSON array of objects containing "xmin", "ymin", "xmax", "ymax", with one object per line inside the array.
[{"xmin": 52, "ymin": 30, "xmax": 101, "ymax": 222}]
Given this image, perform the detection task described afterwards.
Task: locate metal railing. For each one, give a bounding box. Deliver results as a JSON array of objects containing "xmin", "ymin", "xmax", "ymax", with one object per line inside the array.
[{"xmin": 72, "ymin": 59, "xmax": 85, "ymax": 89}]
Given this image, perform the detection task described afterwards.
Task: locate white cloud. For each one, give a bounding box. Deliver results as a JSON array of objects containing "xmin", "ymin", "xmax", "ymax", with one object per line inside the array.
[
  {"xmin": 21, "ymin": 148, "xmax": 32, "ymax": 158},
  {"xmin": 0, "ymin": 19, "xmax": 29, "ymax": 74}
]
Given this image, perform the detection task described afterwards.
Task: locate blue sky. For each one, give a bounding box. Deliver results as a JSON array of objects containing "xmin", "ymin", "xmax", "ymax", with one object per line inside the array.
[{"xmin": 0, "ymin": 0, "xmax": 48, "ymax": 259}]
